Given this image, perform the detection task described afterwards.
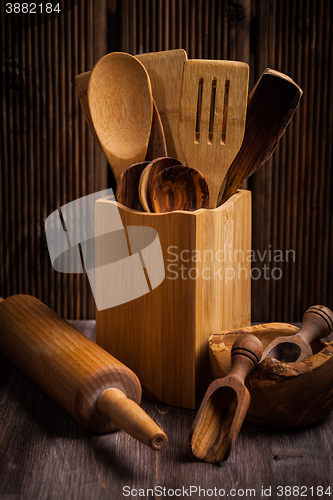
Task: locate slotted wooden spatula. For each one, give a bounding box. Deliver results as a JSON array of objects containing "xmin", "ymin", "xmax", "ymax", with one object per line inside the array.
[{"xmin": 179, "ymin": 60, "xmax": 249, "ymax": 209}]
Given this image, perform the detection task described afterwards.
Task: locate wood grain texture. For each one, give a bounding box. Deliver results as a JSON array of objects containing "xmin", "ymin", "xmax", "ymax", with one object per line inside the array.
[
  {"xmin": 136, "ymin": 49, "xmax": 188, "ymax": 163},
  {"xmin": 139, "ymin": 156, "xmax": 183, "ymax": 212},
  {"xmin": 190, "ymin": 334, "xmax": 262, "ymax": 463},
  {"xmin": 0, "ymin": 295, "xmax": 167, "ymax": 449},
  {"xmin": 209, "ymin": 322, "xmax": 333, "ymax": 428},
  {"xmin": 88, "ymin": 52, "xmax": 153, "ymax": 180},
  {"xmin": 1, "ymin": 319, "xmax": 333, "ymax": 499},
  {"xmin": 95, "ymin": 190, "xmax": 251, "ymax": 409},
  {"xmin": 179, "ymin": 59, "xmax": 249, "ymax": 208},
  {"xmin": 218, "ymin": 68, "xmax": 303, "ymax": 206},
  {"xmin": 0, "ymin": 1, "xmax": 108, "ymax": 320},
  {"xmin": 151, "ymin": 165, "xmax": 210, "ymax": 213}
]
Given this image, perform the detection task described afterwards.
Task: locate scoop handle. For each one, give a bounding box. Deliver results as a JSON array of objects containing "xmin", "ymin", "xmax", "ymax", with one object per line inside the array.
[
  {"xmin": 229, "ymin": 334, "xmax": 263, "ymax": 384},
  {"xmin": 98, "ymin": 388, "xmax": 167, "ymax": 450},
  {"xmin": 297, "ymin": 305, "xmax": 333, "ymax": 344}
]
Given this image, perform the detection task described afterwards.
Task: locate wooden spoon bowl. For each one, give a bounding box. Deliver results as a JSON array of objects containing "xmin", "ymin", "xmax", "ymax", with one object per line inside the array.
[
  {"xmin": 151, "ymin": 165, "xmax": 210, "ymax": 213},
  {"xmin": 209, "ymin": 319, "xmax": 333, "ymax": 428}
]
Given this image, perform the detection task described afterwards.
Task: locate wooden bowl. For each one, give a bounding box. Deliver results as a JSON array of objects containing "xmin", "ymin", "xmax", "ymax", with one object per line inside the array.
[{"xmin": 209, "ymin": 323, "xmax": 333, "ymax": 428}]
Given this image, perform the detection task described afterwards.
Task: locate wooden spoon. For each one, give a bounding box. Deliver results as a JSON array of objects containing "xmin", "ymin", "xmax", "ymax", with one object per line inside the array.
[
  {"xmin": 262, "ymin": 305, "xmax": 333, "ymax": 362},
  {"xmin": 75, "ymin": 70, "xmax": 167, "ymax": 161},
  {"xmin": 139, "ymin": 156, "xmax": 183, "ymax": 212},
  {"xmin": 179, "ymin": 59, "xmax": 249, "ymax": 209},
  {"xmin": 217, "ymin": 68, "xmax": 303, "ymax": 206},
  {"xmin": 190, "ymin": 334, "xmax": 262, "ymax": 463},
  {"xmin": 87, "ymin": 52, "xmax": 153, "ymax": 182},
  {"xmin": 151, "ymin": 165, "xmax": 210, "ymax": 213},
  {"xmin": 116, "ymin": 161, "xmax": 150, "ymax": 211}
]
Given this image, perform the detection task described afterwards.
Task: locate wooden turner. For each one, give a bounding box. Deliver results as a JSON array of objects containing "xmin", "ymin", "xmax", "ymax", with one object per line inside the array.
[
  {"xmin": 0, "ymin": 295, "xmax": 167, "ymax": 451},
  {"xmin": 179, "ymin": 60, "xmax": 249, "ymax": 209},
  {"xmin": 217, "ymin": 68, "xmax": 303, "ymax": 206},
  {"xmin": 262, "ymin": 305, "xmax": 333, "ymax": 362},
  {"xmin": 190, "ymin": 334, "xmax": 262, "ymax": 463}
]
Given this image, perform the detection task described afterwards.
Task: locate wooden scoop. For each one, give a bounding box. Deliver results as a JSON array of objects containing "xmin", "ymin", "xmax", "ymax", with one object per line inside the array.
[
  {"xmin": 262, "ymin": 305, "xmax": 333, "ymax": 362},
  {"xmin": 139, "ymin": 156, "xmax": 182, "ymax": 212},
  {"xmin": 151, "ymin": 165, "xmax": 210, "ymax": 213},
  {"xmin": 0, "ymin": 295, "xmax": 167, "ymax": 451},
  {"xmin": 190, "ymin": 334, "xmax": 262, "ymax": 463},
  {"xmin": 87, "ymin": 52, "xmax": 153, "ymax": 181},
  {"xmin": 217, "ymin": 68, "xmax": 303, "ymax": 206},
  {"xmin": 75, "ymin": 70, "xmax": 167, "ymax": 162},
  {"xmin": 179, "ymin": 59, "xmax": 249, "ymax": 208}
]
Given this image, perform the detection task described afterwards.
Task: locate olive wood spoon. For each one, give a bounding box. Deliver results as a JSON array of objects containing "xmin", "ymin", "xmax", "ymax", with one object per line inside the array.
[
  {"xmin": 139, "ymin": 156, "xmax": 182, "ymax": 212},
  {"xmin": 87, "ymin": 52, "xmax": 153, "ymax": 182},
  {"xmin": 151, "ymin": 165, "xmax": 210, "ymax": 213},
  {"xmin": 217, "ymin": 68, "xmax": 303, "ymax": 206},
  {"xmin": 190, "ymin": 334, "xmax": 262, "ymax": 463},
  {"xmin": 262, "ymin": 305, "xmax": 333, "ymax": 362},
  {"xmin": 75, "ymin": 70, "xmax": 167, "ymax": 162},
  {"xmin": 116, "ymin": 161, "xmax": 150, "ymax": 211}
]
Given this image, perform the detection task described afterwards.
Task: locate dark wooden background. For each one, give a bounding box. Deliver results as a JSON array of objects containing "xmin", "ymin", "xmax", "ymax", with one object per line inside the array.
[{"xmin": 1, "ymin": 0, "xmax": 332, "ymax": 321}]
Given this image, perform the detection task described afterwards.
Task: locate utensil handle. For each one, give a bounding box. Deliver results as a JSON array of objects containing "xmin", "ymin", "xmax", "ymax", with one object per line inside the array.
[
  {"xmin": 297, "ymin": 305, "xmax": 333, "ymax": 344},
  {"xmin": 98, "ymin": 388, "xmax": 167, "ymax": 450},
  {"xmin": 229, "ymin": 334, "xmax": 262, "ymax": 384}
]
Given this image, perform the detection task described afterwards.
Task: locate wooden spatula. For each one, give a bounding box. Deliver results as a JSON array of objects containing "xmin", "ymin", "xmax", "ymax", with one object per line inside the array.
[
  {"xmin": 87, "ymin": 52, "xmax": 153, "ymax": 181},
  {"xmin": 179, "ymin": 59, "xmax": 249, "ymax": 209},
  {"xmin": 262, "ymin": 305, "xmax": 333, "ymax": 362},
  {"xmin": 217, "ymin": 68, "xmax": 303, "ymax": 206},
  {"xmin": 136, "ymin": 49, "xmax": 188, "ymax": 163},
  {"xmin": 190, "ymin": 334, "xmax": 262, "ymax": 463}
]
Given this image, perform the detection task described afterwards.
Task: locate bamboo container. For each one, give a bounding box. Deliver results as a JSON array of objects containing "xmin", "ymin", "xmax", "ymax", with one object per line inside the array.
[{"xmin": 95, "ymin": 190, "xmax": 251, "ymax": 408}]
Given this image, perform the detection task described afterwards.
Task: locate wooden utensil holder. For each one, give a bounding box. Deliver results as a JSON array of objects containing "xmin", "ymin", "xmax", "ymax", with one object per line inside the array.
[{"xmin": 95, "ymin": 190, "xmax": 251, "ymax": 409}]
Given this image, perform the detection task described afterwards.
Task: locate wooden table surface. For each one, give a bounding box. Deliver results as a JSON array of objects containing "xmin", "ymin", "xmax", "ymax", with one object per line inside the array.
[{"xmin": 1, "ymin": 321, "xmax": 332, "ymax": 500}]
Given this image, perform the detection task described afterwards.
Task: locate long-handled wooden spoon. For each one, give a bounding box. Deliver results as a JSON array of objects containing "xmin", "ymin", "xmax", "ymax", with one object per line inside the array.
[
  {"xmin": 179, "ymin": 60, "xmax": 249, "ymax": 209},
  {"xmin": 262, "ymin": 305, "xmax": 333, "ymax": 362},
  {"xmin": 217, "ymin": 68, "xmax": 303, "ymax": 206},
  {"xmin": 75, "ymin": 70, "xmax": 167, "ymax": 161},
  {"xmin": 87, "ymin": 52, "xmax": 153, "ymax": 182},
  {"xmin": 190, "ymin": 334, "xmax": 262, "ymax": 463},
  {"xmin": 139, "ymin": 156, "xmax": 183, "ymax": 212},
  {"xmin": 151, "ymin": 165, "xmax": 210, "ymax": 213}
]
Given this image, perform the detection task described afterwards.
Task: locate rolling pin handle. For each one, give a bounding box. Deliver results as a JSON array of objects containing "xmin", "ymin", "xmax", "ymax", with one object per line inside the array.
[{"xmin": 97, "ymin": 388, "xmax": 167, "ymax": 451}]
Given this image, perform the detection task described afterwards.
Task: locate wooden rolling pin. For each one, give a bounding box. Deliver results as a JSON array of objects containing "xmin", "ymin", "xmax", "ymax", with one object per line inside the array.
[{"xmin": 0, "ymin": 295, "xmax": 167, "ymax": 451}]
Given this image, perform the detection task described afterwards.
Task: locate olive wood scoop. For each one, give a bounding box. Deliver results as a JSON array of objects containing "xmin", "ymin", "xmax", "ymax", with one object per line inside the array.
[
  {"xmin": 0, "ymin": 295, "xmax": 167, "ymax": 451},
  {"xmin": 262, "ymin": 305, "xmax": 333, "ymax": 362},
  {"xmin": 190, "ymin": 334, "xmax": 262, "ymax": 463},
  {"xmin": 217, "ymin": 68, "xmax": 303, "ymax": 206}
]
